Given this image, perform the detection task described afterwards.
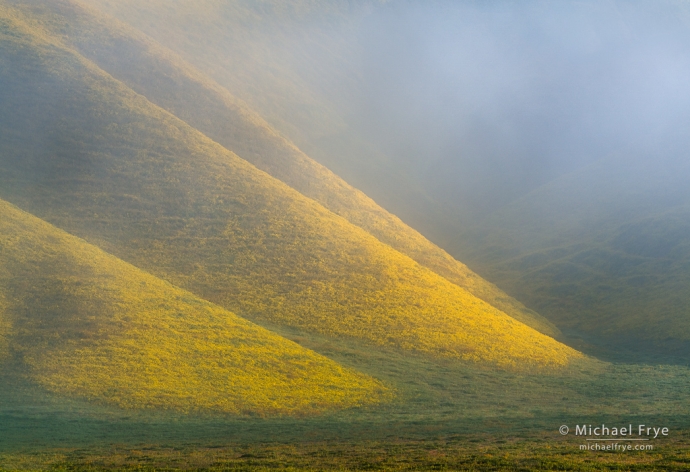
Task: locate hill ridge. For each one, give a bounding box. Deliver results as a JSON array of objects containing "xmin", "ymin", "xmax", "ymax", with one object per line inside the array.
[
  {"xmin": 8, "ymin": 0, "xmax": 558, "ymax": 338},
  {"xmin": 0, "ymin": 4, "xmax": 582, "ymax": 370}
]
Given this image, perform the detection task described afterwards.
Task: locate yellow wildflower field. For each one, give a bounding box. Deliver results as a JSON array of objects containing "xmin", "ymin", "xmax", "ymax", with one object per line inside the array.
[{"xmin": 0, "ymin": 199, "xmax": 389, "ymax": 415}]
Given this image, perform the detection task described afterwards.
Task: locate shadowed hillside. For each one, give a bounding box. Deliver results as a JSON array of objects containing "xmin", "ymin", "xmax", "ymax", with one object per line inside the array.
[
  {"xmin": 0, "ymin": 4, "xmax": 582, "ymax": 370},
  {"xmin": 0, "ymin": 199, "xmax": 388, "ymax": 415},
  {"xmin": 0, "ymin": 292, "xmax": 8, "ymax": 363},
  {"xmin": 454, "ymin": 150, "xmax": 690, "ymax": 359},
  {"xmin": 5, "ymin": 0, "xmax": 559, "ymax": 338}
]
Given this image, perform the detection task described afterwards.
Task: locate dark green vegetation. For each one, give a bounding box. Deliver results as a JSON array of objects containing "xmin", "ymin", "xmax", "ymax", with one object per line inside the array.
[
  {"xmin": 3, "ymin": 435, "xmax": 690, "ymax": 471},
  {"xmin": 454, "ymin": 151, "xmax": 690, "ymax": 361}
]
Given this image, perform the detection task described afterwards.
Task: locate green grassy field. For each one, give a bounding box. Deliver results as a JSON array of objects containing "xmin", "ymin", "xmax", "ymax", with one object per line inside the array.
[
  {"xmin": 3, "ymin": 434, "xmax": 690, "ymax": 471},
  {"xmin": 2, "ymin": 327, "xmax": 690, "ymax": 469},
  {"xmin": 0, "ymin": 199, "xmax": 390, "ymax": 415}
]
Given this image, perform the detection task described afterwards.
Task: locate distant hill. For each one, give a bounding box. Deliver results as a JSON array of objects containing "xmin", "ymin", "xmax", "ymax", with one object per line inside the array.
[
  {"xmin": 0, "ymin": 3, "xmax": 581, "ymax": 370},
  {"xmin": 0, "ymin": 199, "xmax": 388, "ymax": 415},
  {"xmin": 6, "ymin": 0, "xmax": 559, "ymax": 339},
  {"xmin": 453, "ymin": 150, "xmax": 690, "ymax": 359}
]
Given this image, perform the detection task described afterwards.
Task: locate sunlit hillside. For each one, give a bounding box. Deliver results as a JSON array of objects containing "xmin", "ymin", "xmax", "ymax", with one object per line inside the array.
[
  {"xmin": 81, "ymin": 0, "xmax": 460, "ymax": 248},
  {"xmin": 6, "ymin": 0, "xmax": 559, "ymax": 339},
  {"xmin": 454, "ymin": 151, "xmax": 690, "ymax": 359},
  {"xmin": 0, "ymin": 199, "xmax": 388, "ymax": 415},
  {"xmin": 0, "ymin": 4, "xmax": 582, "ymax": 370},
  {"xmin": 82, "ymin": 0, "xmax": 690, "ymax": 245}
]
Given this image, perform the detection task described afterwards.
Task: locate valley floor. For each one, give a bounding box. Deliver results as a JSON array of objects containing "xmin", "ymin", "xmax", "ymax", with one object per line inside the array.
[{"xmin": 2, "ymin": 327, "xmax": 690, "ymax": 471}]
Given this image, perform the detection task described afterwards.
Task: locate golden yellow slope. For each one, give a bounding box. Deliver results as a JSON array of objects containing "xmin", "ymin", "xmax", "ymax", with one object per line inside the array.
[
  {"xmin": 0, "ymin": 199, "xmax": 388, "ymax": 415},
  {"xmin": 9, "ymin": 0, "xmax": 558, "ymax": 338},
  {"xmin": 0, "ymin": 7, "xmax": 581, "ymax": 370}
]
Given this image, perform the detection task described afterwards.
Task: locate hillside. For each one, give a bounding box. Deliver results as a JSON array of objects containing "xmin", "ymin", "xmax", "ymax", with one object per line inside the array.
[
  {"xmin": 6, "ymin": 0, "xmax": 558, "ymax": 338},
  {"xmin": 0, "ymin": 199, "xmax": 388, "ymax": 415},
  {"xmin": 79, "ymin": 0, "xmax": 466, "ymax": 257},
  {"xmin": 453, "ymin": 150, "xmax": 690, "ymax": 358},
  {"xmin": 0, "ymin": 291, "xmax": 8, "ymax": 363},
  {"xmin": 0, "ymin": 4, "xmax": 581, "ymax": 370}
]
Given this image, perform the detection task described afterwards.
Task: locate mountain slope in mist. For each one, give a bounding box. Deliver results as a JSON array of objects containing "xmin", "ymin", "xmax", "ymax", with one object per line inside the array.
[
  {"xmin": 7, "ymin": 0, "xmax": 559, "ymax": 338},
  {"xmin": 82, "ymin": 1, "xmax": 690, "ymax": 233},
  {"xmin": 81, "ymin": 0, "xmax": 460, "ymax": 245},
  {"xmin": 454, "ymin": 150, "xmax": 690, "ymax": 359},
  {"xmin": 0, "ymin": 4, "xmax": 582, "ymax": 370},
  {"xmin": 0, "ymin": 199, "xmax": 388, "ymax": 415}
]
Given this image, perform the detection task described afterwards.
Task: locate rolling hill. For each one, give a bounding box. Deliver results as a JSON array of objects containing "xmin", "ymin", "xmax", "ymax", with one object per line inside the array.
[
  {"xmin": 0, "ymin": 198, "xmax": 388, "ymax": 415},
  {"xmin": 453, "ymin": 149, "xmax": 690, "ymax": 359},
  {"xmin": 0, "ymin": 2, "xmax": 582, "ymax": 370},
  {"xmin": 78, "ymin": 0, "xmax": 464, "ymax": 257},
  {"xmin": 6, "ymin": 0, "xmax": 559, "ymax": 338}
]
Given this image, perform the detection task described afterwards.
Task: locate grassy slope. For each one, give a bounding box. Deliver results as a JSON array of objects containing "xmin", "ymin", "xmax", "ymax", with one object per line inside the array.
[
  {"xmin": 77, "ymin": 0, "xmax": 375, "ymax": 174},
  {"xmin": 0, "ymin": 5, "xmax": 581, "ymax": 370},
  {"xmin": 453, "ymin": 151, "xmax": 690, "ymax": 357},
  {"xmin": 8, "ymin": 0, "xmax": 558, "ymax": 338},
  {"xmin": 0, "ymin": 198, "xmax": 388, "ymax": 415},
  {"xmin": 81, "ymin": 0, "xmax": 468, "ymax": 271},
  {"xmin": 0, "ymin": 289, "xmax": 8, "ymax": 362}
]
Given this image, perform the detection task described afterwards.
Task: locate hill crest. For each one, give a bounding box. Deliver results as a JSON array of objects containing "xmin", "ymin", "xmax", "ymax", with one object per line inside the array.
[{"xmin": 8, "ymin": 0, "xmax": 560, "ymax": 339}]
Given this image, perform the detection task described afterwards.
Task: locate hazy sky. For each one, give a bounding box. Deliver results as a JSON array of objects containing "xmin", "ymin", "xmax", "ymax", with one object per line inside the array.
[
  {"xmin": 341, "ymin": 0, "xmax": 690, "ymax": 221},
  {"xmin": 85, "ymin": 0, "xmax": 690, "ymax": 231}
]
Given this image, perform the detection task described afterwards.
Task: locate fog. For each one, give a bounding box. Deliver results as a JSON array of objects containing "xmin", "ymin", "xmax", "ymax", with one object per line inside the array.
[
  {"xmin": 332, "ymin": 0, "xmax": 690, "ymax": 224},
  {"xmin": 80, "ymin": 0, "xmax": 690, "ymax": 238}
]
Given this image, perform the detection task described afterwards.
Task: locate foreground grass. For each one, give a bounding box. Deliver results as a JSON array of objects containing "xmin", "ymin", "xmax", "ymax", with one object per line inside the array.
[
  {"xmin": 2, "ymin": 433, "xmax": 690, "ymax": 471},
  {"xmin": 2, "ymin": 323, "xmax": 690, "ymax": 448},
  {"xmin": 1, "ymin": 324, "xmax": 690, "ymax": 469}
]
